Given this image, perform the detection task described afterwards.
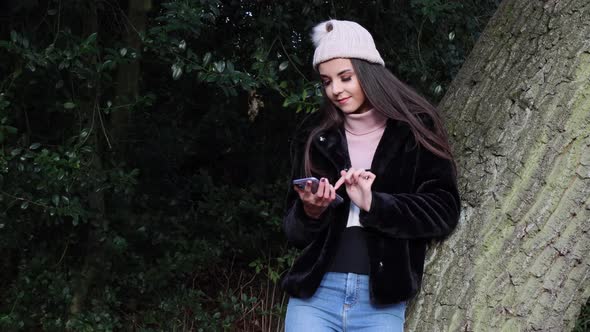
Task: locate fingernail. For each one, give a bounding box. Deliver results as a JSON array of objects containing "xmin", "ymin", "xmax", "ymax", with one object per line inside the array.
[{"xmin": 320, "ymin": 178, "xmax": 326, "ymax": 182}]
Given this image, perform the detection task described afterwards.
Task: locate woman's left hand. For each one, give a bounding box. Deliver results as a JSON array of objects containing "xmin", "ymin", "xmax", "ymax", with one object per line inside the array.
[{"xmin": 334, "ymin": 168, "xmax": 376, "ymax": 211}]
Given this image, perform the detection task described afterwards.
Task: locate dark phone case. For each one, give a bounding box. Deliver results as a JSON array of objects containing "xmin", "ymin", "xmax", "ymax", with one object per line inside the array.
[
  {"xmin": 292, "ymin": 177, "xmax": 319, "ymax": 193},
  {"xmin": 292, "ymin": 177, "xmax": 344, "ymax": 205}
]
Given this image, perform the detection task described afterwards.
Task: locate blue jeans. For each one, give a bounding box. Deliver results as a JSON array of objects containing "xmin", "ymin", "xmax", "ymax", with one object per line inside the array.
[{"xmin": 285, "ymin": 272, "xmax": 406, "ymax": 331}]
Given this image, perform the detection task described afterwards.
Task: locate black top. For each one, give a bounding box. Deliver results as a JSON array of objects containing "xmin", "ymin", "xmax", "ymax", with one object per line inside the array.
[{"xmin": 328, "ymin": 226, "xmax": 370, "ymax": 274}]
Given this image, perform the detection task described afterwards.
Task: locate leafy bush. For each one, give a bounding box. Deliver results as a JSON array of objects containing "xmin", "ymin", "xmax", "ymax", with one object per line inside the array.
[{"xmin": 0, "ymin": 0, "xmax": 500, "ymax": 330}]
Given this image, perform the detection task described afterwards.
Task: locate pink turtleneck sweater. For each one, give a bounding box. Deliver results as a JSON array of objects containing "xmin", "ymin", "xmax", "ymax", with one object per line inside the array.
[
  {"xmin": 343, "ymin": 109, "xmax": 387, "ymax": 228},
  {"xmin": 344, "ymin": 109, "xmax": 388, "ymax": 170}
]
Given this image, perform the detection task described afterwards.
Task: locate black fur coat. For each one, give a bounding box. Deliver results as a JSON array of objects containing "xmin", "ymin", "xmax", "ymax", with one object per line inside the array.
[{"xmin": 281, "ymin": 119, "xmax": 461, "ymax": 305}]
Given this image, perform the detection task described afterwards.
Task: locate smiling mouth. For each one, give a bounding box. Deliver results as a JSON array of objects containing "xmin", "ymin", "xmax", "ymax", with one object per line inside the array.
[{"xmin": 337, "ymin": 97, "xmax": 351, "ymax": 104}]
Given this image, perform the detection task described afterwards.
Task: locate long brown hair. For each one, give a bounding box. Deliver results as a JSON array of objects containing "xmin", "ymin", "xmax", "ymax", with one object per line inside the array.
[{"xmin": 303, "ymin": 58, "xmax": 454, "ymax": 176}]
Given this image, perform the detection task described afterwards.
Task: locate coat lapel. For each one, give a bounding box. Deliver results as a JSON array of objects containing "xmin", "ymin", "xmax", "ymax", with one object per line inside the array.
[
  {"xmin": 370, "ymin": 119, "xmax": 412, "ymax": 178},
  {"xmin": 312, "ymin": 126, "xmax": 350, "ymax": 175}
]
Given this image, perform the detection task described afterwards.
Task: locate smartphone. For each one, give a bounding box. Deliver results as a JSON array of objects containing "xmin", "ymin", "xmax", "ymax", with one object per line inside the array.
[
  {"xmin": 293, "ymin": 177, "xmax": 320, "ymax": 192},
  {"xmin": 292, "ymin": 177, "xmax": 344, "ymax": 205}
]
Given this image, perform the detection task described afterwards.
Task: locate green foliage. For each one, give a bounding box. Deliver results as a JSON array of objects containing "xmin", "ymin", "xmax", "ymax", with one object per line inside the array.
[
  {"xmin": 574, "ymin": 299, "xmax": 590, "ymax": 332},
  {"xmin": 0, "ymin": 0, "xmax": 501, "ymax": 330},
  {"xmin": 411, "ymin": 0, "xmax": 463, "ymax": 23}
]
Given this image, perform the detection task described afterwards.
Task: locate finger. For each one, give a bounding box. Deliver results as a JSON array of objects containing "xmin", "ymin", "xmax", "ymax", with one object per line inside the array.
[
  {"xmin": 294, "ymin": 186, "xmax": 308, "ymax": 202},
  {"xmin": 330, "ymin": 186, "xmax": 336, "ymax": 201},
  {"xmin": 344, "ymin": 168, "xmax": 355, "ymax": 184},
  {"xmin": 304, "ymin": 180, "xmax": 314, "ymax": 194},
  {"xmin": 322, "ymin": 179, "xmax": 332, "ymax": 199},
  {"xmin": 359, "ymin": 172, "xmax": 369, "ymax": 181},
  {"xmin": 316, "ymin": 178, "xmax": 327, "ymax": 198},
  {"xmin": 293, "ymin": 184, "xmax": 304, "ymax": 194},
  {"xmin": 294, "ymin": 183, "xmax": 310, "ymax": 198},
  {"xmin": 352, "ymin": 169, "xmax": 364, "ymax": 183},
  {"xmin": 334, "ymin": 171, "xmax": 347, "ymax": 189},
  {"xmin": 364, "ymin": 171, "xmax": 376, "ymax": 180},
  {"xmin": 358, "ymin": 172, "xmax": 376, "ymax": 192},
  {"xmin": 297, "ymin": 181, "xmax": 316, "ymax": 203}
]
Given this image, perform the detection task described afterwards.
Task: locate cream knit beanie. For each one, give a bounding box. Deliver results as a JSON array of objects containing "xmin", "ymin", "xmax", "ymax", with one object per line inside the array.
[{"xmin": 311, "ymin": 19, "xmax": 384, "ymax": 69}]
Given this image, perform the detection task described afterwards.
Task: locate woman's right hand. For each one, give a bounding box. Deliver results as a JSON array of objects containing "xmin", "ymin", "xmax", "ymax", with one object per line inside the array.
[{"xmin": 293, "ymin": 177, "xmax": 337, "ymax": 219}]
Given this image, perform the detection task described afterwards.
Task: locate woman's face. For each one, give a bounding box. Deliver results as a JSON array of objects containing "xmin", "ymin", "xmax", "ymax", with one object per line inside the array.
[{"xmin": 318, "ymin": 58, "xmax": 370, "ymax": 114}]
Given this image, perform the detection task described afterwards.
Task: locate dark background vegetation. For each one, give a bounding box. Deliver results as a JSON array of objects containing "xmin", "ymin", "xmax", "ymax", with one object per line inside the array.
[{"xmin": 0, "ymin": 0, "xmax": 586, "ymax": 330}]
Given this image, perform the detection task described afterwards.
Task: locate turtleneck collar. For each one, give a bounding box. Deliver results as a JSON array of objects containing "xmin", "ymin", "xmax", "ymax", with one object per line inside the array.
[{"xmin": 343, "ymin": 108, "xmax": 388, "ymax": 136}]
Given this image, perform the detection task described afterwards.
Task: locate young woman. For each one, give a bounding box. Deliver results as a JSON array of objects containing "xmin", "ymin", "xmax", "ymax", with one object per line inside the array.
[{"xmin": 281, "ymin": 20, "xmax": 461, "ymax": 331}]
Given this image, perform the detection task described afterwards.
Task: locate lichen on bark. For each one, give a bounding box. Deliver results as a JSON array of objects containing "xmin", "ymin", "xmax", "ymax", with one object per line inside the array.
[{"xmin": 406, "ymin": 0, "xmax": 590, "ymax": 331}]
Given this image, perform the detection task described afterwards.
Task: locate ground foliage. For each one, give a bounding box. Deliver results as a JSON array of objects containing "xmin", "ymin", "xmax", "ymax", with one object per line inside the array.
[{"xmin": 4, "ymin": 0, "xmax": 584, "ymax": 331}]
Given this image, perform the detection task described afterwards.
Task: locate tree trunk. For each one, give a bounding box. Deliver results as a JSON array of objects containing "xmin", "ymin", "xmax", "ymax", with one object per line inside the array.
[
  {"xmin": 406, "ymin": 1, "xmax": 590, "ymax": 331},
  {"xmin": 69, "ymin": 1, "xmax": 104, "ymax": 317},
  {"xmin": 70, "ymin": 0, "xmax": 151, "ymax": 317},
  {"xmin": 111, "ymin": 0, "xmax": 151, "ymax": 153}
]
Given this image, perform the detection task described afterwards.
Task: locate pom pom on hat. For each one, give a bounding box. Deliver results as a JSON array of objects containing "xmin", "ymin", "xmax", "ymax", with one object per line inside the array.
[
  {"xmin": 311, "ymin": 19, "xmax": 384, "ymax": 69},
  {"xmin": 311, "ymin": 21, "xmax": 334, "ymax": 47}
]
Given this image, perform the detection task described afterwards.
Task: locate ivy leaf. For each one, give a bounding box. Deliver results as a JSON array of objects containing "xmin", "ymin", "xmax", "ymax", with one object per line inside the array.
[
  {"xmin": 171, "ymin": 63, "xmax": 183, "ymax": 80},
  {"xmin": 203, "ymin": 52, "xmax": 212, "ymax": 66},
  {"xmin": 85, "ymin": 32, "xmax": 98, "ymax": 45},
  {"xmin": 434, "ymin": 85, "xmax": 443, "ymax": 95},
  {"xmin": 63, "ymin": 102, "xmax": 76, "ymax": 109},
  {"xmin": 100, "ymin": 60, "xmax": 114, "ymax": 71},
  {"xmin": 279, "ymin": 61, "xmax": 289, "ymax": 71},
  {"xmin": 214, "ymin": 61, "xmax": 226, "ymax": 73},
  {"xmin": 29, "ymin": 143, "xmax": 41, "ymax": 150},
  {"xmin": 52, "ymin": 195, "xmax": 60, "ymax": 207}
]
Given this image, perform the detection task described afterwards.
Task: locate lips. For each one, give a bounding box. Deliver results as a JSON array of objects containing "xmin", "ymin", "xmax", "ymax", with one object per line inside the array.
[{"xmin": 337, "ymin": 97, "xmax": 351, "ymax": 104}]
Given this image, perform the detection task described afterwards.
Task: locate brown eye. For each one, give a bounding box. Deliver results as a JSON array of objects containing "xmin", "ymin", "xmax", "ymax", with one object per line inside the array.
[
  {"xmin": 341, "ymin": 76, "xmax": 352, "ymax": 82},
  {"xmin": 322, "ymin": 80, "xmax": 331, "ymax": 87}
]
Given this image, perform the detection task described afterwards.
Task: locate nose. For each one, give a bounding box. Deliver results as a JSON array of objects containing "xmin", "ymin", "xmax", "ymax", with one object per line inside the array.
[{"xmin": 331, "ymin": 81, "xmax": 343, "ymax": 96}]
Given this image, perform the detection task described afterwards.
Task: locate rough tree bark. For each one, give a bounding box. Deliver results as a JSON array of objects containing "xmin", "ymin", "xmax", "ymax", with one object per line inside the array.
[{"xmin": 406, "ymin": 1, "xmax": 590, "ymax": 331}]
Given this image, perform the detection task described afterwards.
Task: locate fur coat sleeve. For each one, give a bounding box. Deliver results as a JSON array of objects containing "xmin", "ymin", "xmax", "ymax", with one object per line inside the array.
[
  {"xmin": 359, "ymin": 143, "xmax": 460, "ymax": 239},
  {"xmin": 282, "ymin": 132, "xmax": 335, "ymax": 249}
]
